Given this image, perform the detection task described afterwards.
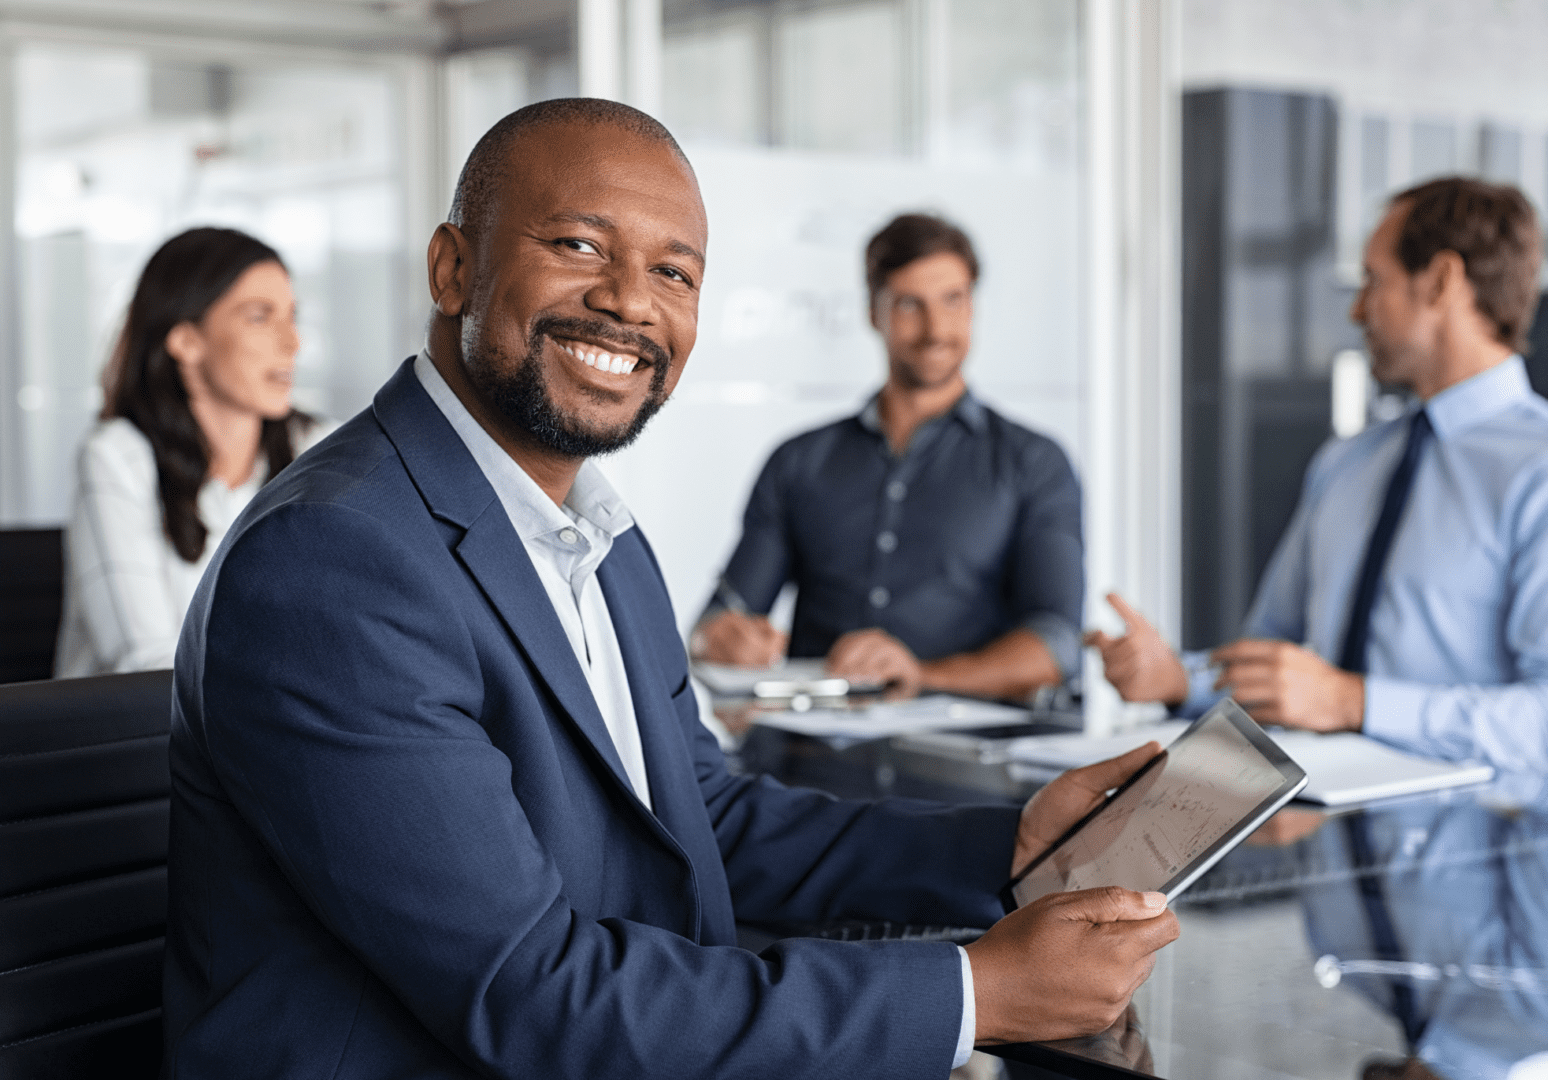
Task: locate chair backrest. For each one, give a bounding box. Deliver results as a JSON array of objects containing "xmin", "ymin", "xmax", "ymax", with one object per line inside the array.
[
  {"xmin": 0, "ymin": 529, "xmax": 65, "ymax": 684},
  {"xmin": 0, "ymin": 670, "xmax": 172, "ymax": 1080}
]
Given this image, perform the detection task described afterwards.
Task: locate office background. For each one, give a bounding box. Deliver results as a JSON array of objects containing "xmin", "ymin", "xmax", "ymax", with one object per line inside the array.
[{"xmin": 1, "ymin": 0, "xmax": 1546, "ymax": 732}]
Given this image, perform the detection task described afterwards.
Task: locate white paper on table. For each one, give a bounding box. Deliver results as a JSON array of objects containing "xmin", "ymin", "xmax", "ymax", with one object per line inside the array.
[
  {"xmin": 692, "ymin": 658, "xmax": 831, "ymax": 696},
  {"xmin": 751, "ymin": 695, "xmax": 1029, "ymax": 739},
  {"xmin": 1264, "ymin": 730, "xmax": 1494, "ymax": 806},
  {"xmin": 1003, "ymin": 721, "xmax": 1190, "ymax": 771}
]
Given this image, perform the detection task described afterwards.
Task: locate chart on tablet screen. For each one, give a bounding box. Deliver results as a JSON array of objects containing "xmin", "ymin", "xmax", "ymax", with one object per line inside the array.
[{"xmin": 1016, "ymin": 712, "xmax": 1286, "ymax": 901}]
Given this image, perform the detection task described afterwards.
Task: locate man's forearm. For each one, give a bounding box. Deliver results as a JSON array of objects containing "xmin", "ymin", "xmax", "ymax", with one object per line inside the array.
[
  {"xmin": 919, "ymin": 629, "xmax": 1060, "ymax": 700},
  {"xmin": 1364, "ymin": 677, "xmax": 1548, "ymax": 772}
]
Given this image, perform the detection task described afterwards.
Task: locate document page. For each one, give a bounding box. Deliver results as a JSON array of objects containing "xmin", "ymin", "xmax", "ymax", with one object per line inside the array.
[{"xmin": 1012, "ymin": 711, "xmax": 1288, "ymax": 905}]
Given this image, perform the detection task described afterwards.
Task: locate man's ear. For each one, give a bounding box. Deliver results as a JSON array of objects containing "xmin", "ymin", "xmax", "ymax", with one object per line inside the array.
[
  {"xmin": 868, "ymin": 291, "xmax": 884, "ymax": 333},
  {"xmin": 428, "ymin": 223, "xmax": 473, "ymax": 318},
  {"xmin": 1422, "ymin": 248, "xmax": 1468, "ymax": 309}
]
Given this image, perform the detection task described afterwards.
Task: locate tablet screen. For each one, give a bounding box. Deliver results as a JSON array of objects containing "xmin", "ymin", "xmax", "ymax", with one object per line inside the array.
[{"xmin": 1008, "ymin": 702, "xmax": 1305, "ymax": 908}]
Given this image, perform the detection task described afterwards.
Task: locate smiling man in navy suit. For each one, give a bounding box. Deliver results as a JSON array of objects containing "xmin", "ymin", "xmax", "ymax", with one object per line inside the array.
[{"xmin": 162, "ymin": 98, "xmax": 1178, "ymax": 1079}]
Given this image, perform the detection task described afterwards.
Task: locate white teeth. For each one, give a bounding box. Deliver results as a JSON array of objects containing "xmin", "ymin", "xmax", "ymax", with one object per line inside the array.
[{"xmin": 559, "ymin": 339, "xmax": 637, "ymax": 374}]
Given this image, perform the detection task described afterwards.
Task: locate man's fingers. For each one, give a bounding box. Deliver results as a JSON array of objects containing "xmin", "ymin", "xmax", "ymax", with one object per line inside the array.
[
  {"xmin": 1051, "ymin": 885, "xmax": 1169, "ymax": 925},
  {"xmin": 1105, "ymin": 592, "xmax": 1153, "ymax": 634},
  {"xmin": 829, "ymin": 640, "xmax": 882, "ymax": 675},
  {"xmin": 733, "ymin": 619, "xmax": 785, "ymax": 666},
  {"xmin": 1217, "ymin": 668, "xmax": 1276, "ymax": 700},
  {"xmin": 1211, "ymin": 638, "xmax": 1281, "ymax": 665},
  {"xmin": 1083, "ymin": 630, "xmax": 1114, "ymax": 650},
  {"xmin": 1090, "ymin": 912, "xmax": 1180, "ymax": 984},
  {"xmin": 1102, "ymin": 647, "xmax": 1147, "ymax": 683},
  {"xmin": 824, "ymin": 635, "xmax": 865, "ymax": 671}
]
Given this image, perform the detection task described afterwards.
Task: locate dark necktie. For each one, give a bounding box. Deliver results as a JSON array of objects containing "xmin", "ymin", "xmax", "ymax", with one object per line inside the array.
[
  {"xmin": 1336, "ymin": 408, "xmax": 1433, "ymax": 1049},
  {"xmin": 1337, "ymin": 409, "xmax": 1433, "ymax": 674}
]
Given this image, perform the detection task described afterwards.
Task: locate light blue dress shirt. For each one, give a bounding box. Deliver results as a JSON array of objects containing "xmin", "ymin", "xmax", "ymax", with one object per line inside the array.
[{"xmin": 1180, "ymin": 356, "xmax": 1548, "ymax": 773}]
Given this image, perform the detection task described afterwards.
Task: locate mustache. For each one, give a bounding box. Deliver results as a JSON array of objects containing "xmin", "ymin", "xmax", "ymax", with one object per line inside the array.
[{"xmin": 532, "ymin": 315, "xmax": 670, "ymax": 370}]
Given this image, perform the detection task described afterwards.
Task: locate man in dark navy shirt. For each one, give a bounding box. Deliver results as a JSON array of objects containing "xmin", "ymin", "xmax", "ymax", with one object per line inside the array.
[{"xmin": 694, "ymin": 214, "xmax": 1083, "ymax": 700}]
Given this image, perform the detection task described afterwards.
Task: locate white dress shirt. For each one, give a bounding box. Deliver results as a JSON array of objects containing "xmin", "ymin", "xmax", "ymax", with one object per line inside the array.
[
  {"xmin": 55, "ymin": 415, "xmax": 334, "ymax": 678},
  {"xmin": 414, "ymin": 353, "xmax": 652, "ymax": 808},
  {"xmin": 416, "ymin": 351, "xmax": 976, "ymax": 1066}
]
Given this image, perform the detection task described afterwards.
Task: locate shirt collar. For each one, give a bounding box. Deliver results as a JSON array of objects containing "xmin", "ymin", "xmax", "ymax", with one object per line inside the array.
[
  {"xmin": 1424, "ymin": 355, "xmax": 1533, "ymax": 441},
  {"xmin": 412, "ymin": 350, "xmax": 634, "ymax": 544},
  {"xmin": 857, "ymin": 387, "xmax": 988, "ymax": 437}
]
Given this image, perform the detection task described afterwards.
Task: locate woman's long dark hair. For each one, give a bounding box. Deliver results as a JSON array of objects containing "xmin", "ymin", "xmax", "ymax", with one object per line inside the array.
[{"xmin": 103, "ymin": 226, "xmax": 309, "ymax": 563}]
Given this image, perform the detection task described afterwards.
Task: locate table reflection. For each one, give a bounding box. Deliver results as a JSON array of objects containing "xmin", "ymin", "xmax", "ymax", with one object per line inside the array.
[
  {"xmin": 1294, "ymin": 785, "xmax": 1548, "ymax": 1079},
  {"xmin": 718, "ymin": 712, "xmax": 1548, "ymax": 1078}
]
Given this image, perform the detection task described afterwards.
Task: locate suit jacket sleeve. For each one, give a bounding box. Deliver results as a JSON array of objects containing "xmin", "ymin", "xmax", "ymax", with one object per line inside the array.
[{"xmin": 187, "ymin": 498, "xmax": 1014, "ymax": 1080}]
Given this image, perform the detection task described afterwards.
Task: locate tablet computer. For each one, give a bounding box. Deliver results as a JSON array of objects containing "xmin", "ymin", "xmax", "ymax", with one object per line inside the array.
[{"xmin": 1001, "ymin": 699, "xmax": 1307, "ymax": 912}]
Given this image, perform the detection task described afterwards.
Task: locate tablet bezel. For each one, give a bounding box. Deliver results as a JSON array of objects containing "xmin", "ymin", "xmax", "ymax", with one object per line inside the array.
[{"xmin": 999, "ymin": 699, "xmax": 1308, "ymax": 912}]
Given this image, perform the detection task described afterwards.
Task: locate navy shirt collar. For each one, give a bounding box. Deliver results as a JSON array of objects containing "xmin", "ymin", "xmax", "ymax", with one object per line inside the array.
[{"xmin": 857, "ymin": 387, "xmax": 988, "ymax": 439}]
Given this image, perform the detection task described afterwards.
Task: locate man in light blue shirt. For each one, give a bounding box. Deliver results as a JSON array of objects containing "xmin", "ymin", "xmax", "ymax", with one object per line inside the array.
[{"xmin": 1089, "ymin": 176, "xmax": 1548, "ymax": 773}]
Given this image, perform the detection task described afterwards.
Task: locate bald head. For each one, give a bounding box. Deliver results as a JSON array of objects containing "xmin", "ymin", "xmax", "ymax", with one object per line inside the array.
[{"xmin": 449, "ymin": 98, "xmax": 690, "ymax": 240}]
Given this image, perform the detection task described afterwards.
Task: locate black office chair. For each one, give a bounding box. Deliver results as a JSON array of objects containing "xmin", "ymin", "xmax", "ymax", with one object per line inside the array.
[
  {"xmin": 0, "ymin": 528, "xmax": 65, "ymax": 683},
  {"xmin": 0, "ymin": 670, "xmax": 172, "ymax": 1079}
]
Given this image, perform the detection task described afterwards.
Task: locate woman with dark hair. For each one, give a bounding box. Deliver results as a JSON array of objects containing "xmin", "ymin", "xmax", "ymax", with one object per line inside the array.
[{"xmin": 55, "ymin": 226, "xmax": 335, "ymax": 676}]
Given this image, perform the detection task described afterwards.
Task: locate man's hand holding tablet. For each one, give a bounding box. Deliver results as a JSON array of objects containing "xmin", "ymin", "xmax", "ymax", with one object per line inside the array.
[
  {"xmin": 965, "ymin": 743, "xmax": 1180, "ymax": 1044},
  {"xmin": 967, "ymin": 700, "xmax": 1308, "ymax": 1044}
]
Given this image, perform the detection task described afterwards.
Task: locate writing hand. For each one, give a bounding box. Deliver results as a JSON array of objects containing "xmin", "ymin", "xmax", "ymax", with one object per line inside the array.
[{"xmin": 692, "ymin": 611, "xmax": 788, "ymax": 668}]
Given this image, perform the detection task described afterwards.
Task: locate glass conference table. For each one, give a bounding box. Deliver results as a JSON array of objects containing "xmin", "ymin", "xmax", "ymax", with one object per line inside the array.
[{"xmin": 722, "ymin": 705, "xmax": 1548, "ymax": 1080}]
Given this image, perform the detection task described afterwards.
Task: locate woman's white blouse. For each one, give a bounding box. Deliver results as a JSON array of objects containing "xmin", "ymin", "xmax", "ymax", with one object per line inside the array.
[{"xmin": 54, "ymin": 417, "xmax": 334, "ymax": 678}]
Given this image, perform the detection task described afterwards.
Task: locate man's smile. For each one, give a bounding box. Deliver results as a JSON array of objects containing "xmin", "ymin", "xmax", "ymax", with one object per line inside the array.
[{"xmin": 553, "ymin": 335, "xmax": 648, "ymax": 376}]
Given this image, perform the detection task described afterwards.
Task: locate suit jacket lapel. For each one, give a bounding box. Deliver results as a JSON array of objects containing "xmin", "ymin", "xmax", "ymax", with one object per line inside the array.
[
  {"xmin": 597, "ymin": 555, "xmax": 719, "ymax": 866},
  {"xmin": 371, "ymin": 360, "xmax": 637, "ymax": 802},
  {"xmin": 454, "ymin": 509, "xmax": 638, "ymax": 791}
]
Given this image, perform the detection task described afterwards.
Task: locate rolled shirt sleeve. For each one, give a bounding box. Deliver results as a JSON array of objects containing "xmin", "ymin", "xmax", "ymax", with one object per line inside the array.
[
  {"xmin": 706, "ymin": 446, "xmax": 794, "ymax": 620},
  {"xmin": 1007, "ymin": 437, "xmax": 1085, "ymax": 679}
]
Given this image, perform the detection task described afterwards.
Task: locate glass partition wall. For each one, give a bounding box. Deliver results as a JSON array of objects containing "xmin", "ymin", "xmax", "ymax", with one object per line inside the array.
[
  {"xmin": 0, "ymin": 0, "xmax": 1098, "ymax": 656},
  {"xmin": 2, "ymin": 35, "xmax": 421, "ymax": 524}
]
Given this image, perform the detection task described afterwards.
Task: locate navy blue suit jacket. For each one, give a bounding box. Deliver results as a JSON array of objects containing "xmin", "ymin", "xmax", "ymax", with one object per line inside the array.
[{"xmin": 163, "ymin": 360, "xmax": 1020, "ymax": 1078}]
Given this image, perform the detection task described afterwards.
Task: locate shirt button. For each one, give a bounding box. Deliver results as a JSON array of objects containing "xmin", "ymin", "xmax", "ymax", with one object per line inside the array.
[
  {"xmin": 886, "ymin": 480, "xmax": 907, "ymax": 501},
  {"xmin": 559, "ymin": 528, "xmax": 579, "ymax": 545},
  {"xmin": 876, "ymin": 531, "xmax": 897, "ymax": 553},
  {"xmin": 869, "ymin": 586, "xmax": 890, "ymax": 609}
]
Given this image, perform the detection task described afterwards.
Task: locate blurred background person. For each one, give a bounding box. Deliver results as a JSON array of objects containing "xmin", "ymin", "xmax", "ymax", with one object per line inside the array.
[
  {"xmin": 1087, "ymin": 178, "xmax": 1548, "ymax": 775},
  {"xmin": 692, "ymin": 214, "xmax": 1083, "ymax": 701},
  {"xmin": 54, "ymin": 227, "xmax": 333, "ymax": 677}
]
